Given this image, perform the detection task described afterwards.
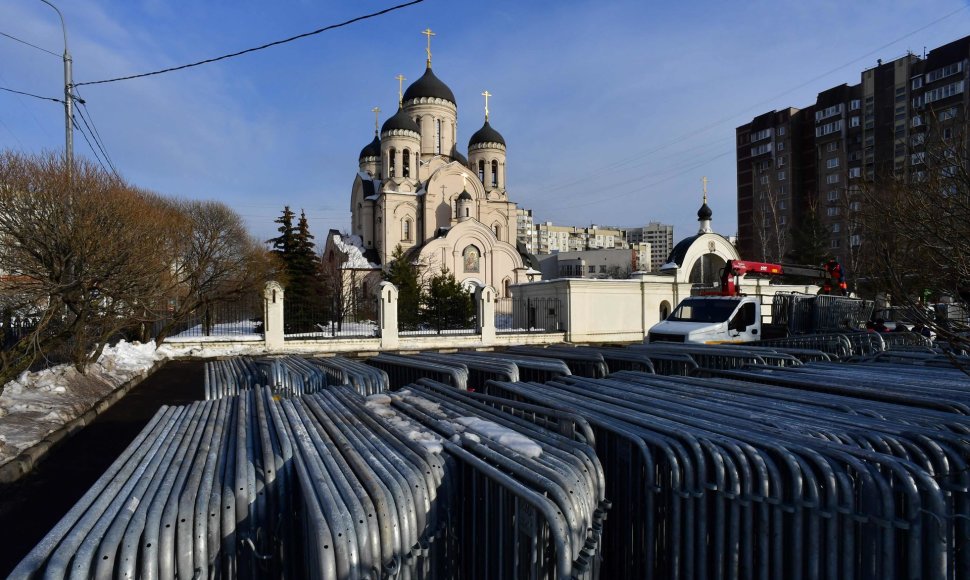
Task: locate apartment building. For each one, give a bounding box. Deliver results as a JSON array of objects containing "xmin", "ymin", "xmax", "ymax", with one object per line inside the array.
[
  {"xmin": 534, "ymin": 222, "xmax": 627, "ymax": 254},
  {"xmin": 625, "ymin": 222, "xmax": 674, "ymax": 271},
  {"xmin": 736, "ymin": 35, "xmax": 970, "ymax": 267},
  {"xmin": 515, "ymin": 208, "xmax": 538, "ymax": 255}
]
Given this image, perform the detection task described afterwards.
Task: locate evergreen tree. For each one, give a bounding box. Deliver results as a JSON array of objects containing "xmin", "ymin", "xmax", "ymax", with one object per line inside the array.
[
  {"xmin": 384, "ymin": 245, "xmax": 422, "ymax": 330},
  {"xmin": 267, "ymin": 206, "xmax": 325, "ymax": 332},
  {"xmin": 422, "ymin": 268, "xmax": 474, "ymax": 331},
  {"xmin": 267, "ymin": 206, "xmax": 296, "ymax": 266}
]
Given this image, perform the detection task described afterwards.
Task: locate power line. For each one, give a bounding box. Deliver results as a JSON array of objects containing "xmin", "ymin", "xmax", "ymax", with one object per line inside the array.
[
  {"xmin": 0, "ymin": 30, "xmax": 60, "ymax": 57},
  {"xmin": 74, "ymin": 0, "xmax": 425, "ymax": 87},
  {"xmin": 71, "ymin": 116, "xmax": 111, "ymax": 175},
  {"xmin": 73, "ymin": 87, "xmax": 119, "ymax": 177},
  {"xmin": 75, "ymin": 104, "xmax": 119, "ymax": 178},
  {"xmin": 0, "ymin": 85, "xmax": 63, "ymax": 103}
]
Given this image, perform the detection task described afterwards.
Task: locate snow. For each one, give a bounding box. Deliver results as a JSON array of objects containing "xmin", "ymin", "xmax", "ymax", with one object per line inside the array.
[
  {"xmin": 364, "ymin": 391, "xmax": 444, "ymax": 454},
  {"xmin": 453, "ymin": 416, "xmax": 543, "ymax": 458},
  {"xmin": 0, "ymin": 341, "xmax": 166, "ymax": 465},
  {"xmin": 332, "ymin": 234, "xmax": 380, "ymax": 269},
  {"xmin": 167, "ymin": 321, "xmax": 263, "ymax": 342}
]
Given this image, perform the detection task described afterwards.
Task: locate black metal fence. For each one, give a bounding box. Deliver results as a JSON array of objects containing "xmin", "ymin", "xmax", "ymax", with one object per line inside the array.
[
  {"xmin": 283, "ymin": 295, "xmax": 379, "ymax": 340},
  {"xmin": 165, "ymin": 294, "xmax": 264, "ymax": 339},
  {"xmin": 495, "ymin": 297, "xmax": 563, "ymax": 333},
  {"xmin": 1, "ymin": 315, "xmax": 39, "ymax": 350}
]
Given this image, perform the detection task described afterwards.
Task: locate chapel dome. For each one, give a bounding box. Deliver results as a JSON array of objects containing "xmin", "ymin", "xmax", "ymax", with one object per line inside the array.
[
  {"xmin": 468, "ymin": 121, "xmax": 506, "ymax": 148},
  {"xmin": 358, "ymin": 135, "xmax": 381, "ymax": 160},
  {"xmin": 402, "ymin": 67, "xmax": 456, "ymax": 104},
  {"xmin": 697, "ymin": 200, "xmax": 713, "ymax": 221},
  {"xmin": 457, "ymin": 189, "xmax": 473, "ymax": 201},
  {"xmin": 381, "ymin": 107, "xmax": 420, "ymax": 135}
]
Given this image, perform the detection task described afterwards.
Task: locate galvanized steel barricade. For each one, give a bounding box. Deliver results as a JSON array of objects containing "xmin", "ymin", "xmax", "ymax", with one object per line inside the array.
[
  {"xmin": 631, "ymin": 342, "xmax": 802, "ymax": 370},
  {"xmin": 457, "ymin": 351, "xmax": 573, "ymax": 383},
  {"xmin": 366, "ymin": 353, "xmax": 469, "ymax": 391},
  {"xmin": 414, "ymin": 352, "xmax": 520, "ymax": 390},
  {"xmin": 506, "ymin": 346, "xmax": 609, "ymax": 378},
  {"xmin": 482, "ymin": 370, "xmax": 970, "ymax": 580},
  {"xmin": 204, "ymin": 356, "xmax": 391, "ymax": 400},
  {"xmin": 754, "ymin": 333, "xmax": 854, "ymax": 359}
]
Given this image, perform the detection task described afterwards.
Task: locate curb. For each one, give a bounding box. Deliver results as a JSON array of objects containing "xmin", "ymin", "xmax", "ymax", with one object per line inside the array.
[{"xmin": 0, "ymin": 359, "xmax": 167, "ymax": 485}]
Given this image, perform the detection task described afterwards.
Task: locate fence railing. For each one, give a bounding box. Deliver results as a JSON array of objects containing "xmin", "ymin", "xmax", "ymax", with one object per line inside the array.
[
  {"xmin": 495, "ymin": 297, "xmax": 563, "ymax": 333},
  {"xmin": 166, "ymin": 294, "xmax": 264, "ymax": 340},
  {"xmin": 283, "ymin": 296, "xmax": 380, "ymax": 340}
]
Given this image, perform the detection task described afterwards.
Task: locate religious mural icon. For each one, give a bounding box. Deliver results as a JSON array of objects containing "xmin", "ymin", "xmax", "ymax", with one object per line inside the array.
[{"xmin": 463, "ymin": 245, "xmax": 481, "ymax": 273}]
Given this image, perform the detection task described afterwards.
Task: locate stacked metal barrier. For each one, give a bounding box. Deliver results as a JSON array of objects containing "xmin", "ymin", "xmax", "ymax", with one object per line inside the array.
[
  {"xmin": 458, "ymin": 351, "xmax": 573, "ymax": 382},
  {"xmin": 366, "ymin": 353, "xmax": 469, "ymax": 390},
  {"xmin": 12, "ymin": 389, "xmax": 290, "ymax": 580},
  {"xmin": 204, "ymin": 356, "xmax": 391, "ymax": 400},
  {"xmin": 482, "ymin": 370, "xmax": 970, "ymax": 580},
  {"xmin": 414, "ymin": 352, "xmax": 520, "ymax": 389},
  {"xmin": 506, "ymin": 346, "xmax": 609, "ymax": 378},
  {"xmin": 631, "ymin": 342, "xmax": 803, "ymax": 369},
  {"xmin": 16, "ymin": 381, "xmax": 604, "ymax": 580}
]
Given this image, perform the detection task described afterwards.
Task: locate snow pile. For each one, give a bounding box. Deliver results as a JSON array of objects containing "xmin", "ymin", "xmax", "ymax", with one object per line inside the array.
[
  {"xmin": 0, "ymin": 340, "xmax": 168, "ymax": 465},
  {"xmin": 333, "ymin": 234, "xmax": 380, "ymax": 269},
  {"xmin": 453, "ymin": 416, "xmax": 543, "ymax": 458},
  {"xmin": 365, "ymin": 393, "xmax": 444, "ymax": 454}
]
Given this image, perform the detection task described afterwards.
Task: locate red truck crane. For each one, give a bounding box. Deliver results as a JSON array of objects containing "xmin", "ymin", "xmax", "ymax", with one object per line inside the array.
[{"xmin": 719, "ymin": 259, "xmax": 847, "ymax": 296}]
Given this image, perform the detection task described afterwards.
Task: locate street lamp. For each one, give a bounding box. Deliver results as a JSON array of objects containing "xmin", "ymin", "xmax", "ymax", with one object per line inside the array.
[{"xmin": 37, "ymin": 0, "xmax": 72, "ymax": 167}]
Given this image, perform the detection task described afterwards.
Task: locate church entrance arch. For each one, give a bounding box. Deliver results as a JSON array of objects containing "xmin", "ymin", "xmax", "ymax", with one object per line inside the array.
[{"xmin": 688, "ymin": 253, "xmax": 727, "ymax": 285}]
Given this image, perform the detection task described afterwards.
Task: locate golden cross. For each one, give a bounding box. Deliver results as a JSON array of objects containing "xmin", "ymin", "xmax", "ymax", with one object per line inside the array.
[
  {"xmin": 482, "ymin": 90, "xmax": 492, "ymax": 121},
  {"xmin": 371, "ymin": 107, "xmax": 380, "ymax": 133},
  {"xmin": 421, "ymin": 28, "xmax": 435, "ymax": 67},
  {"xmin": 395, "ymin": 74, "xmax": 406, "ymax": 106},
  {"xmin": 701, "ymin": 176, "xmax": 709, "ymax": 203}
]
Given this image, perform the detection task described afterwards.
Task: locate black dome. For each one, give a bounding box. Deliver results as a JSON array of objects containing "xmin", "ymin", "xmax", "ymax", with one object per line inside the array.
[
  {"xmin": 457, "ymin": 190, "xmax": 473, "ymax": 201},
  {"xmin": 381, "ymin": 107, "xmax": 420, "ymax": 135},
  {"xmin": 402, "ymin": 67, "xmax": 456, "ymax": 104},
  {"xmin": 469, "ymin": 121, "xmax": 505, "ymax": 147},
  {"xmin": 697, "ymin": 201, "xmax": 713, "ymax": 220},
  {"xmin": 358, "ymin": 135, "xmax": 380, "ymax": 160}
]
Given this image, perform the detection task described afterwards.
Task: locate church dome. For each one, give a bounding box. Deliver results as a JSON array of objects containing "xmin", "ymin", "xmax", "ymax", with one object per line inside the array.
[
  {"xmin": 469, "ymin": 121, "xmax": 506, "ymax": 147},
  {"xmin": 697, "ymin": 200, "xmax": 713, "ymax": 221},
  {"xmin": 403, "ymin": 67, "xmax": 456, "ymax": 104},
  {"xmin": 457, "ymin": 189, "xmax": 473, "ymax": 201},
  {"xmin": 450, "ymin": 145, "xmax": 468, "ymax": 165},
  {"xmin": 381, "ymin": 107, "xmax": 420, "ymax": 135},
  {"xmin": 358, "ymin": 135, "xmax": 381, "ymax": 160}
]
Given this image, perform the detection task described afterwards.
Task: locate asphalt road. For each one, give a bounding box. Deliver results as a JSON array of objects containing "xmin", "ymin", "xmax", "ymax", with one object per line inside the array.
[{"xmin": 0, "ymin": 359, "xmax": 204, "ymax": 576}]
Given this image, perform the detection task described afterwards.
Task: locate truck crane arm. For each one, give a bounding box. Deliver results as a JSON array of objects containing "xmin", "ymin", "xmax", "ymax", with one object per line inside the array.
[{"xmin": 720, "ymin": 259, "xmax": 846, "ymax": 296}]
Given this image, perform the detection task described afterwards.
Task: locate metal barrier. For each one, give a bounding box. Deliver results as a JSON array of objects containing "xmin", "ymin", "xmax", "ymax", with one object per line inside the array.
[
  {"xmin": 366, "ymin": 353, "xmax": 469, "ymax": 391},
  {"xmin": 15, "ymin": 382, "xmax": 605, "ymax": 580},
  {"xmin": 630, "ymin": 342, "xmax": 798, "ymax": 370},
  {"xmin": 507, "ymin": 346, "xmax": 609, "ymax": 378},
  {"xmin": 415, "ymin": 352, "xmax": 519, "ymax": 390},
  {"xmin": 573, "ymin": 346, "xmax": 656, "ymax": 374},
  {"xmin": 755, "ymin": 333, "xmax": 854, "ymax": 359},
  {"xmin": 457, "ymin": 351, "xmax": 573, "ymax": 383},
  {"xmin": 482, "ymin": 370, "xmax": 969, "ymax": 580},
  {"xmin": 307, "ymin": 356, "xmax": 389, "ymax": 396}
]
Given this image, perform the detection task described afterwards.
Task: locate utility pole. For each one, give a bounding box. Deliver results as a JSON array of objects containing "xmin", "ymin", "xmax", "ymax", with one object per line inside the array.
[{"xmin": 38, "ymin": 0, "xmax": 72, "ymax": 167}]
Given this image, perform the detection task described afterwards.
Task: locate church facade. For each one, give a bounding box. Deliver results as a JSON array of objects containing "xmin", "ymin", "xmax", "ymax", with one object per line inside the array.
[{"xmin": 336, "ymin": 40, "xmax": 534, "ymax": 298}]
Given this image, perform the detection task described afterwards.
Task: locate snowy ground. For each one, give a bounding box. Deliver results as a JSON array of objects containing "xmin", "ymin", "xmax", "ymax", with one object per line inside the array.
[
  {"xmin": 166, "ymin": 321, "xmax": 263, "ymax": 342},
  {"xmin": 0, "ymin": 339, "xmax": 269, "ymax": 467}
]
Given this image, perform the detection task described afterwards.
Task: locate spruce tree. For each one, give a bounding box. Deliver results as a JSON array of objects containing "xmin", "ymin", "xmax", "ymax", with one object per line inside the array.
[
  {"xmin": 384, "ymin": 245, "xmax": 422, "ymax": 330},
  {"xmin": 422, "ymin": 268, "xmax": 474, "ymax": 331}
]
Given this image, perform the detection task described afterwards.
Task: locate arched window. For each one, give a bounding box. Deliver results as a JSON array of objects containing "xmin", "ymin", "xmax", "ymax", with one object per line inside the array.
[
  {"xmin": 435, "ymin": 119, "xmax": 441, "ymax": 154},
  {"xmin": 388, "ymin": 148, "xmax": 396, "ymax": 177},
  {"xmin": 492, "ymin": 223, "xmax": 501, "ymax": 240},
  {"xmin": 402, "ymin": 218, "xmax": 412, "ymax": 241},
  {"xmin": 491, "ymin": 160, "xmax": 498, "ymax": 187},
  {"xmin": 660, "ymin": 301, "xmax": 672, "ymax": 320},
  {"xmin": 478, "ymin": 160, "xmax": 485, "ymax": 182},
  {"xmin": 402, "ymin": 148, "xmax": 411, "ymax": 177},
  {"xmin": 464, "ymin": 207, "xmax": 469, "ymax": 218},
  {"xmin": 503, "ymin": 278, "xmax": 511, "ymax": 297}
]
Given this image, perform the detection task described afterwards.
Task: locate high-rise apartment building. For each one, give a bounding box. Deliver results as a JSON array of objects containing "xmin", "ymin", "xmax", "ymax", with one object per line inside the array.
[
  {"xmin": 534, "ymin": 222, "xmax": 627, "ymax": 254},
  {"xmin": 626, "ymin": 222, "xmax": 674, "ymax": 271},
  {"xmin": 515, "ymin": 208, "xmax": 538, "ymax": 255},
  {"xmin": 737, "ymin": 35, "xmax": 970, "ymax": 268}
]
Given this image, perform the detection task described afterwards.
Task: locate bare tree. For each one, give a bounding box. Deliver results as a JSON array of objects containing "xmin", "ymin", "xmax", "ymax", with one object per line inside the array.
[
  {"xmin": 751, "ymin": 187, "xmax": 790, "ymax": 262},
  {"xmin": 857, "ymin": 118, "xmax": 970, "ymax": 355},
  {"xmin": 0, "ymin": 152, "xmax": 167, "ymax": 382}
]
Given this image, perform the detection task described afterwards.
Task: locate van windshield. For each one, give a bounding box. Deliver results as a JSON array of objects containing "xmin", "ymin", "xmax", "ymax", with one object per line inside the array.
[{"xmin": 668, "ymin": 298, "xmax": 741, "ymax": 323}]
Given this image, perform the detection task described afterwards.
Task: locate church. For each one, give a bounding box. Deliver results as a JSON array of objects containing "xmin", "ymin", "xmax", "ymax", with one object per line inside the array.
[{"xmin": 329, "ymin": 30, "xmax": 535, "ymax": 298}]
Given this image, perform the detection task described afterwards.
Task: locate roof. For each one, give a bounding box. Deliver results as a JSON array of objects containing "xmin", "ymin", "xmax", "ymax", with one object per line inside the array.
[
  {"xmin": 665, "ymin": 234, "xmax": 701, "ymax": 267},
  {"xmin": 358, "ymin": 135, "xmax": 380, "ymax": 160},
  {"xmin": 697, "ymin": 201, "xmax": 712, "ymax": 220},
  {"xmin": 381, "ymin": 107, "xmax": 420, "ymax": 135},
  {"xmin": 403, "ymin": 67, "xmax": 456, "ymax": 104},
  {"xmin": 457, "ymin": 190, "xmax": 473, "ymax": 201},
  {"xmin": 468, "ymin": 120, "xmax": 506, "ymax": 147}
]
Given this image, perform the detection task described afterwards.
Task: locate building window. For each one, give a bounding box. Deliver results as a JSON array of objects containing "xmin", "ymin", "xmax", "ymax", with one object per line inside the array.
[
  {"xmin": 827, "ymin": 207, "xmax": 840, "ymax": 216},
  {"xmin": 923, "ymin": 80, "xmax": 965, "ymax": 106},
  {"xmin": 940, "ymin": 107, "xmax": 958, "ymax": 121},
  {"xmin": 816, "ymin": 119, "xmax": 843, "ymax": 137},
  {"xmin": 850, "ymin": 116, "xmax": 860, "ymax": 127},
  {"xmin": 826, "ymin": 174, "xmax": 841, "ymax": 184},
  {"xmin": 832, "ymin": 223, "xmax": 841, "ymax": 233},
  {"xmin": 850, "ymin": 99, "xmax": 861, "ymax": 110},
  {"xmin": 435, "ymin": 119, "xmax": 441, "ymax": 154},
  {"xmin": 777, "ymin": 141, "xmax": 785, "ymax": 151},
  {"xmin": 464, "ymin": 207, "xmax": 470, "ymax": 218},
  {"xmin": 826, "ymin": 158, "xmax": 840, "ymax": 169},
  {"xmin": 827, "ymin": 190, "xmax": 839, "ymax": 201},
  {"xmin": 831, "ymin": 239, "xmax": 840, "ymax": 248},
  {"xmin": 491, "ymin": 160, "xmax": 498, "ymax": 187},
  {"xmin": 912, "ymin": 76, "xmax": 923, "ymax": 90},
  {"xmin": 750, "ymin": 128, "xmax": 773, "ymax": 141},
  {"xmin": 848, "ymin": 167, "xmax": 861, "ymax": 178},
  {"xmin": 402, "ymin": 218, "xmax": 412, "ymax": 241},
  {"xmin": 926, "ymin": 61, "xmax": 964, "ymax": 83},
  {"xmin": 760, "ymin": 175, "xmax": 769, "ymax": 185},
  {"xmin": 388, "ymin": 147, "xmax": 396, "ymax": 177},
  {"xmin": 779, "ymin": 215, "xmax": 786, "ymax": 225},
  {"xmin": 849, "ymin": 201, "xmax": 862, "ymax": 212},
  {"xmin": 826, "ymin": 141, "xmax": 839, "ymax": 153},
  {"xmin": 777, "ymin": 171, "xmax": 786, "ymax": 181},
  {"xmin": 850, "ymin": 234, "xmax": 861, "ymax": 247},
  {"xmin": 402, "ymin": 148, "xmax": 411, "ymax": 178},
  {"xmin": 478, "ymin": 160, "xmax": 485, "ymax": 182},
  {"xmin": 493, "ymin": 223, "xmax": 501, "ymax": 240}
]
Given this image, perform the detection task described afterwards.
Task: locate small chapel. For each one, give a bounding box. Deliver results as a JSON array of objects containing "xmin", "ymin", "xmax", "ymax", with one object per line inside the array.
[{"xmin": 330, "ymin": 30, "xmax": 534, "ymax": 298}]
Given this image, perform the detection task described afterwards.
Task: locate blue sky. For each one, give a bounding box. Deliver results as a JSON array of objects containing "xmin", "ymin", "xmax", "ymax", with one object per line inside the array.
[{"xmin": 2, "ymin": 0, "xmax": 970, "ymax": 247}]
